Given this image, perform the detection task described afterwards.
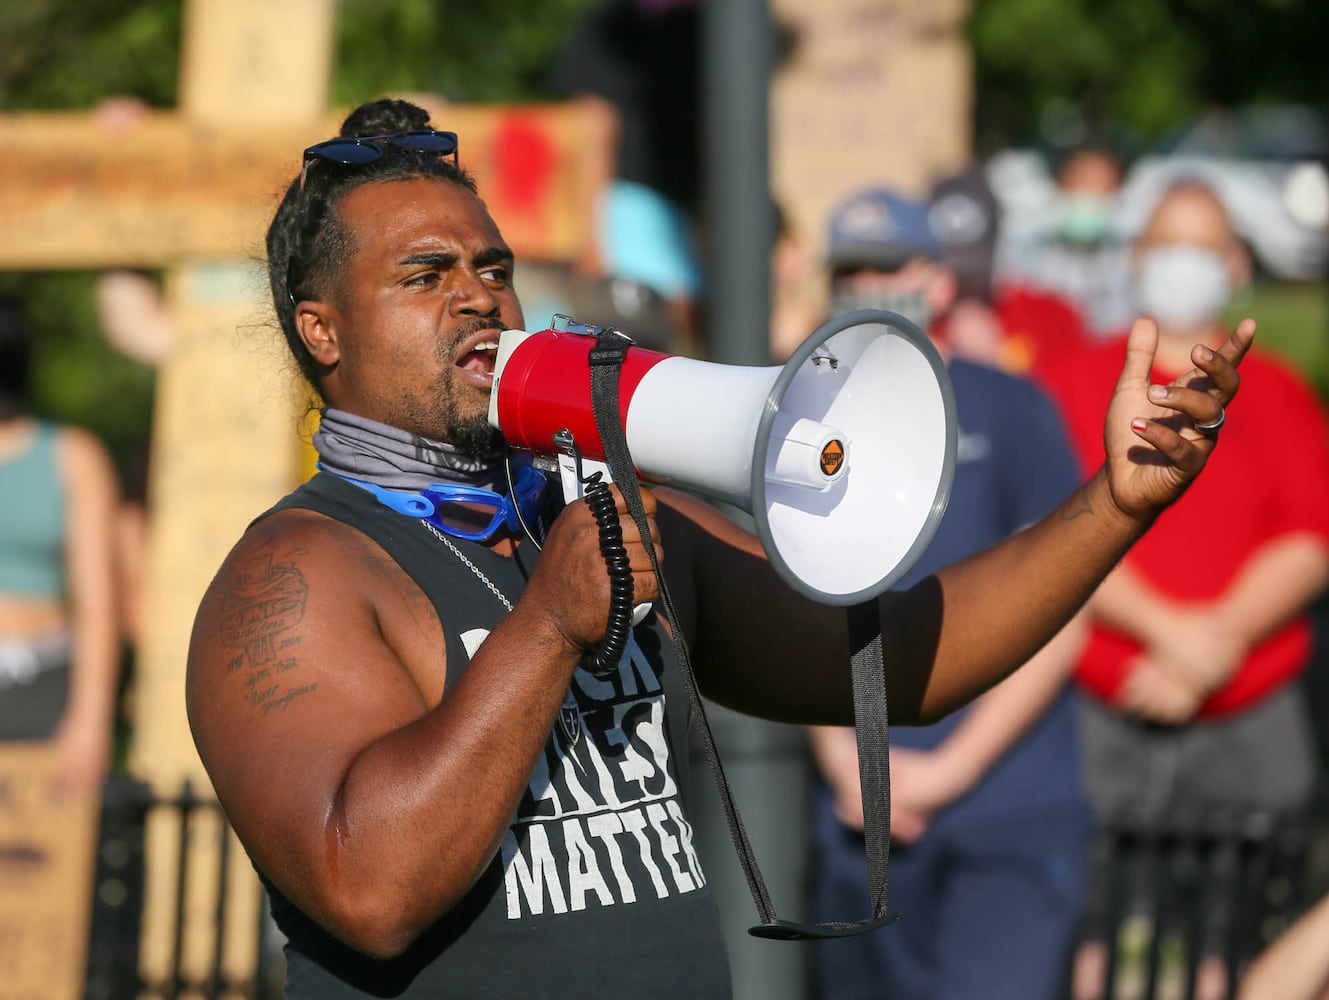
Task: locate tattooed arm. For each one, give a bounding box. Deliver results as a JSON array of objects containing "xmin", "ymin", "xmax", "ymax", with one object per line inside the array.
[
  {"xmin": 659, "ymin": 319, "xmax": 1254, "ymax": 726},
  {"xmin": 186, "ymin": 487, "xmax": 661, "ymax": 959}
]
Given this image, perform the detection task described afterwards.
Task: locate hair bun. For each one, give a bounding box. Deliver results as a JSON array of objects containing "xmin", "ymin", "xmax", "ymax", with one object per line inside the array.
[{"xmin": 339, "ymin": 98, "xmax": 431, "ymax": 139}]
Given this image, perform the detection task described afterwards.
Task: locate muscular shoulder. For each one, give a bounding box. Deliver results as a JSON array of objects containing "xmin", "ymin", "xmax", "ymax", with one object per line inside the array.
[
  {"xmin": 213, "ymin": 507, "xmax": 388, "ymax": 614},
  {"xmin": 188, "ymin": 507, "xmax": 445, "ymax": 736}
]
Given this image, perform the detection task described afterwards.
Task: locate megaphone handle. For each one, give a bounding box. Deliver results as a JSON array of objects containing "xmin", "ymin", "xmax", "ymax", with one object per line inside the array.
[
  {"xmin": 556, "ymin": 449, "xmax": 653, "ymax": 632},
  {"xmin": 553, "ymin": 437, "xmax": 640, "ymax": 679},
  {"xmin": 577, "ymin": 473, "xmax": 637, "ymax": 678}
]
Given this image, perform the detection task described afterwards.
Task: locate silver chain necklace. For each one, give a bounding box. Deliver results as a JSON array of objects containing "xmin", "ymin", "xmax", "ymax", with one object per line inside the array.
[
  {"xmin": 420, "ymin": 519, "xmax": 513, "ymax": 612},
  {"xmin": 421, "ymin": 518, "xmax": 584, "ymax": 748}
]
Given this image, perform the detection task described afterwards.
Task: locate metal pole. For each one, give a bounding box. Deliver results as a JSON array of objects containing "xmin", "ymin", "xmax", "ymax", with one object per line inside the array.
[
  {"xmin": 703, "ymin": 0, "xmax": 775, "ymax": 367},
  {"xmin": 698, "ymin": 3, "xmax": 812, "ymax": 999}
]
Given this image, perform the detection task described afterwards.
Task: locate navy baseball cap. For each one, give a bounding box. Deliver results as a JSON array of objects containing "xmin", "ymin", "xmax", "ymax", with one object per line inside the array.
[
  {"xmin": 826, "ymin": 188, "xmax": 942, "ymax": 272},
  {"xmin": 929, "ymin": 167, "xmax": 1001, "ymax": 301}
]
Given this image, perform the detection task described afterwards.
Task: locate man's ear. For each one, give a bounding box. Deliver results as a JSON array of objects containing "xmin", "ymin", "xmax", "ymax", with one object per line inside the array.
[{"xmin": 294, "ymin": 301, "xmax": 342, "ymax": 368}]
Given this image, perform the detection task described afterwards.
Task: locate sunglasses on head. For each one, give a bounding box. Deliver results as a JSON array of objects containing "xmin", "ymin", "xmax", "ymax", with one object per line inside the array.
[{"xmin": 298, "ymin": 129, "xmax": 460, "ymax": 191}]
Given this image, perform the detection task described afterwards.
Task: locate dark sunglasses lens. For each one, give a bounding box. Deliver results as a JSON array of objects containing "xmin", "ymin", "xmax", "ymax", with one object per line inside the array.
[
  {"xmin": 394, "ymin": 133, "xmax": 458, "ymax": 157},
  {"xmin": 308, "ymin": 140, "xmax": 381, "ymax": 165}
]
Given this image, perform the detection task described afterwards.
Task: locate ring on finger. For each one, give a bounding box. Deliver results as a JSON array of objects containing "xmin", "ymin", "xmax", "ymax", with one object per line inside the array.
[{"xmin": 1194, "ymin": 406, "xmax": 1225, "ymax": 435}]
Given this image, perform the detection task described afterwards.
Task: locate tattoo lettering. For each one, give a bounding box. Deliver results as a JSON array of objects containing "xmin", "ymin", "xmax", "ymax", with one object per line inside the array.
[
  {"xmin": 220, "ymin": 547, "xmax": 319, "ymax": 718},
  {"xmin": 1062, "ymin": 485, "xmax": 1095, "ymax": 522},
  {"xmin": 262, "ymin": 683, "xmax": 318, "ymax": 716},
  {"xmin": 220, "ymin": 550, "xmax": 309, "ymax": 666}
]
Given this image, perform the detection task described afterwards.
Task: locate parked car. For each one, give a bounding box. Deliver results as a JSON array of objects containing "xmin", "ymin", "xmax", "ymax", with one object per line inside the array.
[
  {"xmin": 986, "ymin": 105, "xmax": 1329, "ymax": 282},
  {"xmin": 1119, "ymin": 105, "xmax": 1328, "ymax": 281}
]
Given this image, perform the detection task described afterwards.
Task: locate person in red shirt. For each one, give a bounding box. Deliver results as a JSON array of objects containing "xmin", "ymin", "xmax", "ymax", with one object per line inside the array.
[{"xmin": 1038, "ymin": 180, "xmax": 1329, "ymax": 1000}]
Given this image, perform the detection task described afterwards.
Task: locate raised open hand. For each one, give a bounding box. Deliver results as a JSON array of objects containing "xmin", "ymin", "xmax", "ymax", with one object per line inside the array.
[{"xmin": 1102, "ymin": 316, "xmax": 1255, "ymax": 522}]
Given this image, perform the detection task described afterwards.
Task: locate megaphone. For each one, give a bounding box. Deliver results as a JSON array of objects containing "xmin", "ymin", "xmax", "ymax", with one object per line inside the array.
[{"xmin": 488, "ymin": 310, "xmax": 957, "ymax": 605}]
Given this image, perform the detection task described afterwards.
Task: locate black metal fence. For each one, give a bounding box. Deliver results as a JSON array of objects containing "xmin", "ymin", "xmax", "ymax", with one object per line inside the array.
[
  {"xmin": 84, "ymin": 777, "xmax": 282, "ymax": 1000},
  {"xmin": 1072, "ymin": 808, "xmax": 1322, "ymax": 1000},
  {"xmin": 78, "ymin": 780, "xmax": 1324, "ymax": 1000}
]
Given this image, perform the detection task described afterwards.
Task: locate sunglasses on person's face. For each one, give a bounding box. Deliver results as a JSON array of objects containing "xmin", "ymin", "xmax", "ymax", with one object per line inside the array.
[{"xmin": 298, "ymin": 129, "xmax": 460, "ymax": 191}]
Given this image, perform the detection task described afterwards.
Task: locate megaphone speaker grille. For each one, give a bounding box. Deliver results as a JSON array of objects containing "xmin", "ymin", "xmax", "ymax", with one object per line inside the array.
[{"xmin": 752, "ymin": 310, "xmax": 957, "ymax": 606}]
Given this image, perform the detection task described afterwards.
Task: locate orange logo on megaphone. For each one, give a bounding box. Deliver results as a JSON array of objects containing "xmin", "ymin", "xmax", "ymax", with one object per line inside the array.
[{"xmin": 820, "ymin": 440, "xmax": 845, "ymax": 477}]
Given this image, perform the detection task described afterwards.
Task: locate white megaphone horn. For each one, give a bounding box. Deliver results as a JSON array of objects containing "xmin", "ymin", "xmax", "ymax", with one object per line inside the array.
[{"xmin": 488, "ymin": 310, "xmax": 957, "ymax": 606}]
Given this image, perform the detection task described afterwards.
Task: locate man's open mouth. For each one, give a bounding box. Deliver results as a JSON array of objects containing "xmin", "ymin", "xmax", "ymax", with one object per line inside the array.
[{"xmin": 457, "ymin": 338, "xmax": 500, "ymax": 376}]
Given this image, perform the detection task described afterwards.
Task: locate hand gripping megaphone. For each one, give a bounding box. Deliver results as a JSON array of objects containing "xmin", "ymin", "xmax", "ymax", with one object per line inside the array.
[{"xmin": 488, "ymin": 310, "xmax": 957, "ymax": 605}]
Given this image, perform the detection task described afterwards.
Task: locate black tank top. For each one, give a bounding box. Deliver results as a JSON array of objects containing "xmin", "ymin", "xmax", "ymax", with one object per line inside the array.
[{"xmin": 257, "ymin": 473, "xmax": 731, "ymax": 999}]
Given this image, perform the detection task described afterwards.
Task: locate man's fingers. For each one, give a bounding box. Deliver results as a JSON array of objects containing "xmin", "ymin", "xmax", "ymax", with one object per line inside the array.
[
  {"xmin": 608, "ymin": 482, "xmax": 657, "ymax": 517},
  {"xmin": 618, "ymin": 511, "xmax": 662, "ymax": 550},
  {"xmin": 1115, "ymin": 316, "xmax": 1160, "ymax": 392},
  {"xmin": 1130, "ymin": 416, "xmax": 1209, "ymax": 473},
  {"xmin": 1172, "ymin": 316, "xmax": 1255, "ymax": 401},
  {"xmin": 1146, "ymin": 383, "xmax": 1226, "ymax": 429},
  {"xmin": 1215, "ymin": 316, "xmax": 1257, "ymax": 367},
  {"xmin": 628, "ymin": 547, "xmax": 662, "ymax": 574}
]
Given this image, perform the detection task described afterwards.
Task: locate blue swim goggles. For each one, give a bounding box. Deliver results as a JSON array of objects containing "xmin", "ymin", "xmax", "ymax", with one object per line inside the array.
[{"xmin": 323, "ymin": 462, "xmax": 548, "ymax": 543}]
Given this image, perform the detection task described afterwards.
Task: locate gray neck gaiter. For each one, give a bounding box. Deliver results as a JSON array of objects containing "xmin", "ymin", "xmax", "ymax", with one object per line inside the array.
[{"xmin": 312, "ymin": 408, "xmax": 503, "ymax": 491}]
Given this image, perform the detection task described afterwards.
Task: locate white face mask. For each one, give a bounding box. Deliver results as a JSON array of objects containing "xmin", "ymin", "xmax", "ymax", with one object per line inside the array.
[{"xmin": 1132, "ymin": 245, "xmax": 1230, "ymax": 331}]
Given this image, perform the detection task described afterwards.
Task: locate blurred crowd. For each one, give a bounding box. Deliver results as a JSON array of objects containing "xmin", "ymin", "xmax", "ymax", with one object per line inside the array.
[
  {"xmin": 539, "ymin": 6, "xmax": 1329, "ymax": 998},
  {"xmin": 5, "ymin": 1, "xmax": 1329, "ymax": 998}
]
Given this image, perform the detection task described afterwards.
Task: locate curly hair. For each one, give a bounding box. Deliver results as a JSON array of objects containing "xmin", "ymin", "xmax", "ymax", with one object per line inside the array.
[{"xmin": 265, "ymin": 98, "xmax": 479, "ymax": 391}]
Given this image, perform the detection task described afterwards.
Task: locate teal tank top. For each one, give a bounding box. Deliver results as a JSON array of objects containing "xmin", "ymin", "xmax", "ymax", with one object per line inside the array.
[{"xmin": 0, "ymin": 422, "xmax": 67, "ymax": 598}]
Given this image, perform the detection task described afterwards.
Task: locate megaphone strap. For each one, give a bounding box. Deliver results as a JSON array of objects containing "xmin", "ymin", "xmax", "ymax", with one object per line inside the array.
[
  {"xmin": 584, "ymin": 328, "xmax": 897, "ymax": 941},
  {"xmin": 847, "ymin": 599, "xmax": 894, "ymax": 920}
]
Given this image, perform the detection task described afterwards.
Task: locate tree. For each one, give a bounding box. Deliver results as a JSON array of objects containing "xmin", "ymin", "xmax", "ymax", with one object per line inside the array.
[{"xmin": 969, "ymin": 0, "xmax": 1329, "ymax": 154}]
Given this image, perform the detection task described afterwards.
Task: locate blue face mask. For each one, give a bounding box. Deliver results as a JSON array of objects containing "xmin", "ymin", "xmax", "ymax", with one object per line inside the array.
[{"xmin": 325, "ymin": 463, "xmax": 549, "ymax": 542}]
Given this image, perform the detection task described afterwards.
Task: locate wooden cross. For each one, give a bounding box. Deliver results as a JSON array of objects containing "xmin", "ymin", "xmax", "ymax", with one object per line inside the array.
[{"xmin": 0, "ymin": 2, "xmax": 594, "ymax": 993}]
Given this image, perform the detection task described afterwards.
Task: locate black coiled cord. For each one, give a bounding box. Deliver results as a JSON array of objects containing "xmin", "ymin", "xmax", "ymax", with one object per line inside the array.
[{"xmin": 580, "ymin": 471, "xmax": 636, "ymax": 678}]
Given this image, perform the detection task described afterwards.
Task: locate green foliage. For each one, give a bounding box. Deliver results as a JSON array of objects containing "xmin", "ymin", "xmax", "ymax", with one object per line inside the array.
[
  {"xmin": 0, "ymin": 271, "xmax": 156, "ymax": 466},
  {"xmin": 969, "ymin": 0, "xmax": 1329, "ymax": 152},
  {"xmin": 333, "ymin": 0, "xmax": 593, "ymax": 105},
  {"xmin": 0, "ymin": 0, "xmax": 182, "ymax": 109},
  {"xmin": 1229, "ymin": 281, "xmax": 1329, "ymax": 402}
]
